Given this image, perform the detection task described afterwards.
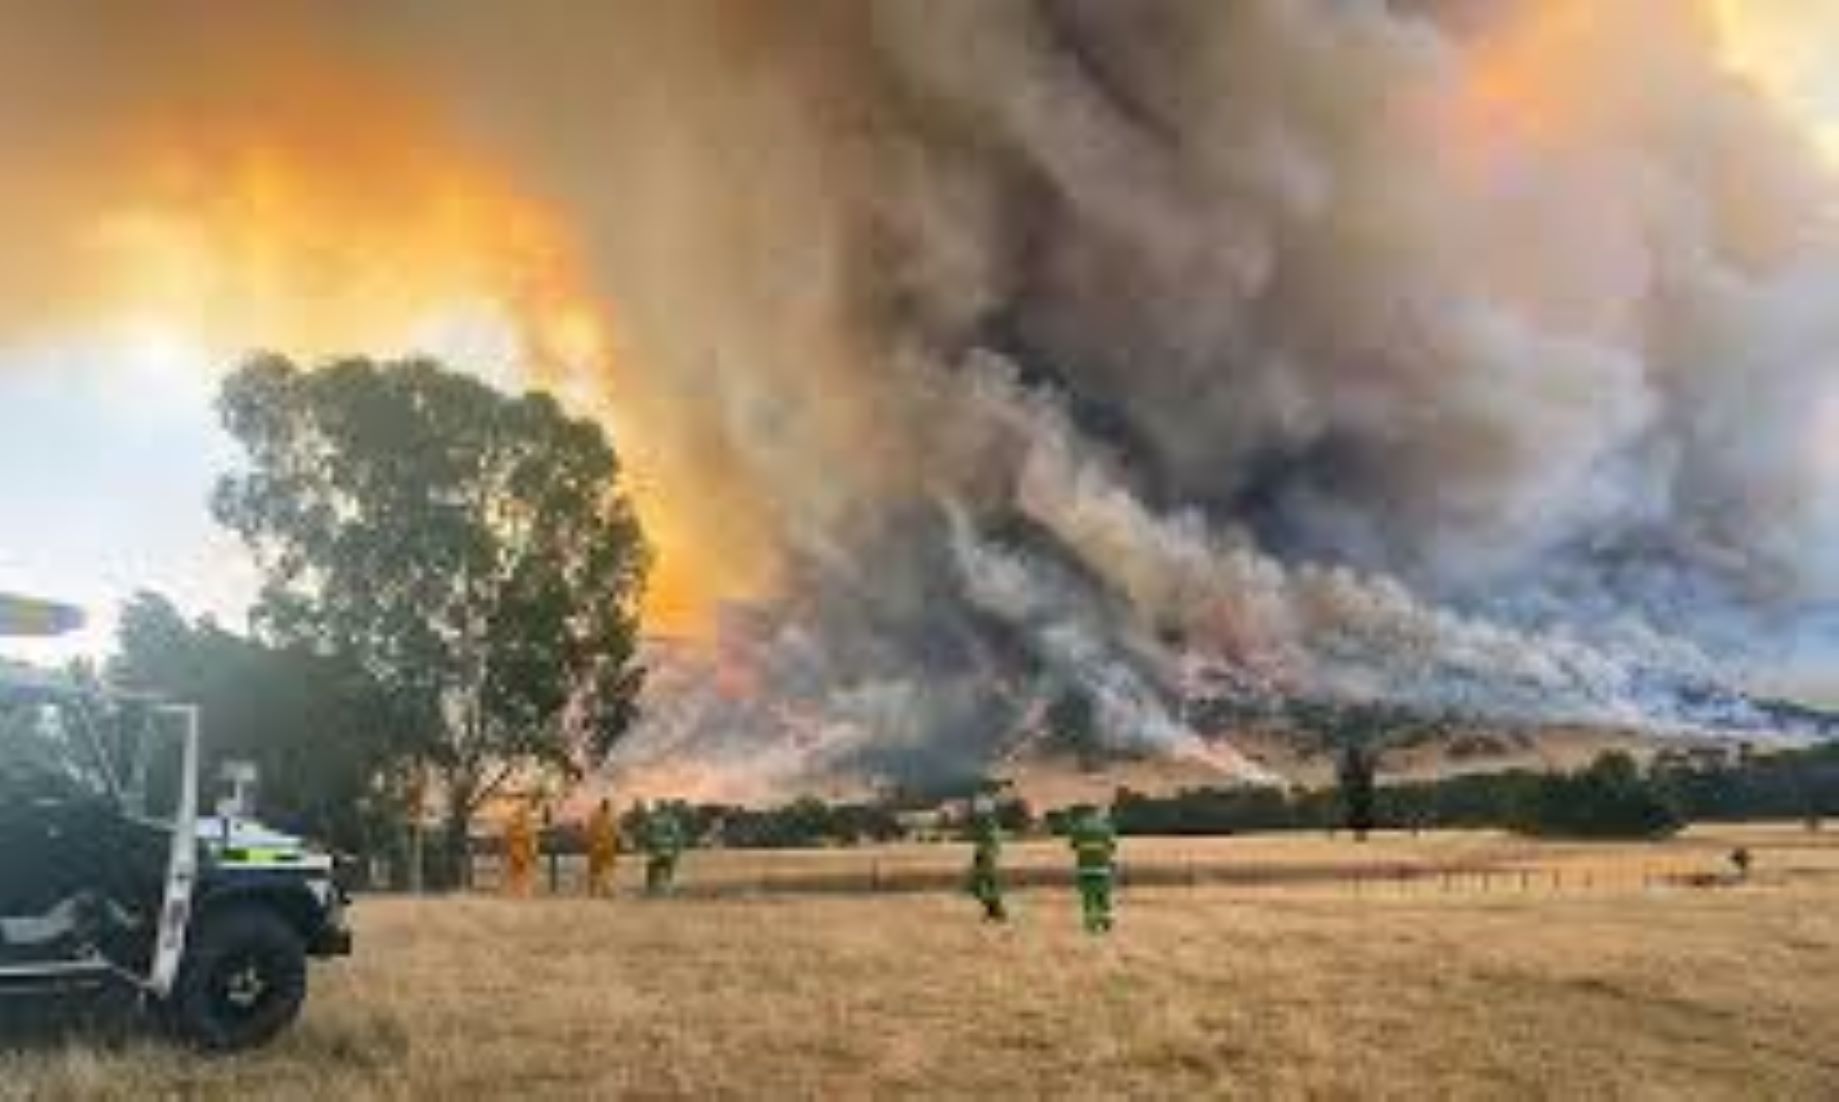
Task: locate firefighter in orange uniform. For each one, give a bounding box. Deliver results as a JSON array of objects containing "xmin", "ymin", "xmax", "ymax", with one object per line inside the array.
[
  {"xmin": 587, "ymin": 797, "xmax": 619, "ymax": 897},
  {"xmin": 504, "ymin": 803, "xmax": 539, "ymax": 897}
]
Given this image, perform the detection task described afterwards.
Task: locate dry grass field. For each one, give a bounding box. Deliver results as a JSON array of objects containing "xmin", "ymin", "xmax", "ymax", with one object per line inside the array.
[{"xmin": 5, "ymin": 825, "xmax": 1839, "ymax": 1099}]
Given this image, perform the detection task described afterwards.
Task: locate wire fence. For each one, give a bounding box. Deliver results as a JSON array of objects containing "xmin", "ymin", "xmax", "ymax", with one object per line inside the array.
[{"xmin": 434, "ymin": 849, "xmax": 1743, "ymax": 901}]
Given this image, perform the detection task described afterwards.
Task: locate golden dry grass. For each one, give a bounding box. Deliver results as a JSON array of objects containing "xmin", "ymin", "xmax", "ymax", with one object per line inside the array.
[{"xmin": 5, "ymin": 825, "xmax": 1839, "ymax": 1099}]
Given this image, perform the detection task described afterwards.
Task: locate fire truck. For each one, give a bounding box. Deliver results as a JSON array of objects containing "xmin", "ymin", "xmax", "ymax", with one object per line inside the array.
[{"xmin": 0, "ymin": 594, "xmax": 351, "ymax": 1050}]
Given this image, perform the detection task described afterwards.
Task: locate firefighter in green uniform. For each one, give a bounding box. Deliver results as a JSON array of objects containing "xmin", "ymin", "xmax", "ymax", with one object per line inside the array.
[
  {"xmin": 642, "ymin": 804, "xmax": 685, "ymax": 896},
  {"xmin": 1067, "ymin": 804, "xmax": 1118, "ymax": 933},
  {"xmin": 965, "ymin": 796, "xmax": 1008, "ymax": 923}
]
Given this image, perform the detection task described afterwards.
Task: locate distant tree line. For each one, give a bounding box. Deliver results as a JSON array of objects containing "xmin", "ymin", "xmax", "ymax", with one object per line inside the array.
[
  {"xmin": 506, "ymin": 791, "xmax": 1042, "ymax": 855},
  {"xmin": 598, "ymin": 743, "xmax": 1839, "ymax": 850},
  {"xmin": 586, "ymin": 793, "xmax": 1034, "ymax": 851},
  {"xmin": 633, "ymin": 798, "xmax": 906, "ymax": 850},
  {"xmin": 1109, "ymin": 744, "xmax": 1839, "ymax": 840}
]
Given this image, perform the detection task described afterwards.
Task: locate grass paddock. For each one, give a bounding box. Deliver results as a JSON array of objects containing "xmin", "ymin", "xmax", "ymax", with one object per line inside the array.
[{"xmin": 4, "ymin": 825, "xmax": 1837, "ymax": 1099}]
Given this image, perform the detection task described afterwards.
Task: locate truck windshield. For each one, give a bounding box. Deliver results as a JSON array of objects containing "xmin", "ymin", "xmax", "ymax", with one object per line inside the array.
[
  {"xmin": 0, "ymin": 698, "xmax": 115, "ymax": 804},
  {"xmin": 112, "ymin": 704, "xmax": 189, "ymax": 827}
]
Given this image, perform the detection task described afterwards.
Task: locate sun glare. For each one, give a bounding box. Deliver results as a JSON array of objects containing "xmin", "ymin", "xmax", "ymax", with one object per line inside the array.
[
  {"xmin": 1712, "ymin": 0, "xmax": 1839, "ymax": 164},
  {"xmin": 18, "ymin": 56, "xmax": 725, "ymax": 635}
]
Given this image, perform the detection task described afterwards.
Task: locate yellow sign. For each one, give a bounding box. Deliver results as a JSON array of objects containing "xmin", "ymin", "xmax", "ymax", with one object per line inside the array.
[{"xmin": 0, "ymin": 593, "xmax": 85, "ymax": 637}]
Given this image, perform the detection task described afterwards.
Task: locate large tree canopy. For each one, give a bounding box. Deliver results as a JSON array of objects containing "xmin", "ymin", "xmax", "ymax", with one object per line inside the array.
[{"xmin": 212, "ymin": 355, "xmax": 650, "ymax": 870}]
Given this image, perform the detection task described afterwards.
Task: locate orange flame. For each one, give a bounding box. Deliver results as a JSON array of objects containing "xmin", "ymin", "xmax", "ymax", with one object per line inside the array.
[
  {"xmin": 1433, "ymin": 0, "xmax": 1618, "ymax": 162},
  {"xmin": 23, "ymin": 35, "xmax": 727, "ymax": 634}
]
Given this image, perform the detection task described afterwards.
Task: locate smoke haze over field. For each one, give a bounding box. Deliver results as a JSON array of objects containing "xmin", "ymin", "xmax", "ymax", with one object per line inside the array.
[{"xmin": 5, "ymin": 1, "xmax": 1839, "ymax": 791}]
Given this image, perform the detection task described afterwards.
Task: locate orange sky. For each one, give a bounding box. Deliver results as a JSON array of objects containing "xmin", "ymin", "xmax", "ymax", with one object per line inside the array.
[{"xmin": 32, "ymin": 46, "xmax": 727, "ymax": 636}]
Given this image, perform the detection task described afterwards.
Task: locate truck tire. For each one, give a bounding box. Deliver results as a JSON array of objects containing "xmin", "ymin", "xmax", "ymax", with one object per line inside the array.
[{"xmin": 166, "ymin": 906, "xmax": 307, "ymax": 1052}]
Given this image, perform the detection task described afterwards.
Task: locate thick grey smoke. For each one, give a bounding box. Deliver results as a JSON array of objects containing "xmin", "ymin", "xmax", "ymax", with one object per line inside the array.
[
  {"xmin": 14, "ymin": 1, "xmax": 1839, "ymax": 791},
  {"xmin": 389, "ymin": 0, "xmax": 1839, "ymax": 789}
]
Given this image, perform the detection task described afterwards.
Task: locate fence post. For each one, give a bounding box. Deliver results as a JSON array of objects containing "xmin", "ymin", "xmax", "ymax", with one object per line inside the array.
[{"xmin": 543, "ymin": 807, "xmax": 560, "ymax": 896}]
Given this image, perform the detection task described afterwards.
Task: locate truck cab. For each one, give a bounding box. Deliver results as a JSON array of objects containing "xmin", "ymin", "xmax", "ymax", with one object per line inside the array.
[{"xmin": 0, "ymin": 661, "xmax": 352, "ymax": 1050}]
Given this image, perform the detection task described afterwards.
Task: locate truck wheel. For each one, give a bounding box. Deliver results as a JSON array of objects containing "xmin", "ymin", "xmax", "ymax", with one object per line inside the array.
[{"xmin": 166, "ymin": 906, "xmax": 307, "ymax": 1052}]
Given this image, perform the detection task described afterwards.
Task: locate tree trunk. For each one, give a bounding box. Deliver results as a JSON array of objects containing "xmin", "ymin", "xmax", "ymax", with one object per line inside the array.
[{"xmin": 408, "ymin": 819, "xmax": 425, "ymax": 893}]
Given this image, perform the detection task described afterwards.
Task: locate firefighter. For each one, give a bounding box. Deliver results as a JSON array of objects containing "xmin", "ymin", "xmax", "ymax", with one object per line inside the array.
[
  {"xmin": 965, "ymin": 796, "xmax": 1008, "ymax": 923},
  {"xmin": 586, "ymin": 797, "xmax": 619, "ymax": 898},
  {"xmin": 504, "ymin": 803, "xmax": 539, "ymax": 898},
  {"xmin": 1067, "ymin": 804, "xmax": 1118, "ymax": 933},
  {"xmin": 643, "ymin": 804, "xmax": 685, "ymax": 896}
]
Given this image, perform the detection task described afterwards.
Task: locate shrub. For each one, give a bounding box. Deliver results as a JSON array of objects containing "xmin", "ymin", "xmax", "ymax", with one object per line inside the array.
[{"xmin": 1510, "ymin": 752, "xmax": 1683, "ymax": 839}]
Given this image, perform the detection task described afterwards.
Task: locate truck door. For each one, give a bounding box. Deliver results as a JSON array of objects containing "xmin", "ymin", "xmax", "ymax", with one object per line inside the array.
[
  {"xmin": 0, "ymin": 697, "xmax": 164, "ymax": 962},
  {"xmin": 0, "ymin": 700, "xmax": 117, "ymax": 916}
]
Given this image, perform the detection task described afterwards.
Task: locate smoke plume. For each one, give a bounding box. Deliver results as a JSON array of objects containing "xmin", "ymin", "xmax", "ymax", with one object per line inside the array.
[{"xmin": 8, "ymin": 1, "xmax": 1839, "ymax": 793}]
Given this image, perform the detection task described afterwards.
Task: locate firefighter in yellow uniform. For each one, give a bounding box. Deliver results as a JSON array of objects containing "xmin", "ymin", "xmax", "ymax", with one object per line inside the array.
[
  {"xmin": 504, "ymin": 803, "xmax": 539, "ymax": 897},
  {"xmin": 586, "ymin": 798, "xmax": 619, "ymax": 897}
]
